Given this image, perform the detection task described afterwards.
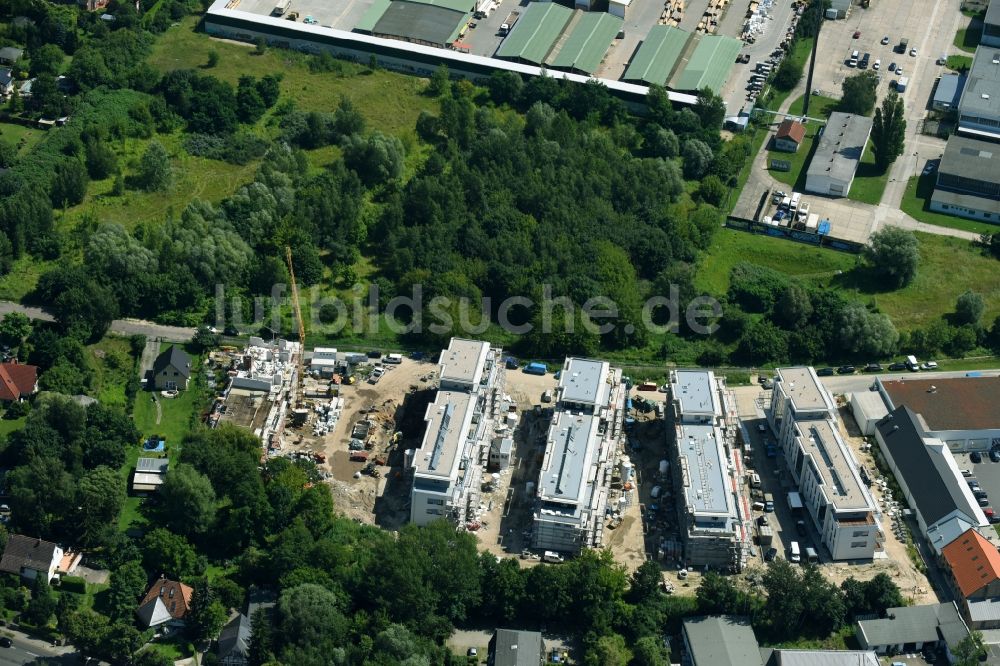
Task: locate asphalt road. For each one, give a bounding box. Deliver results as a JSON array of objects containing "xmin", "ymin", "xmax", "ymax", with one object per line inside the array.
[
  {"xmin": 0, "ymin": 301, "xmax": 195, "ymax": 343},
  {"xmin": 815, "ymin": 368, "xmax": 1000, "ymax": 395},
  {"xmin": 0, "ymin": 634, "xmax": 78, "ymax": 666}
]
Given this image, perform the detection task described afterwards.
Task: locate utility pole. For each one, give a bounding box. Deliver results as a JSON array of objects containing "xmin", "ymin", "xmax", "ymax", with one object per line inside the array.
[{"xmin": 802, "ymin": 0, "xmax": 822, "ymax": 118}]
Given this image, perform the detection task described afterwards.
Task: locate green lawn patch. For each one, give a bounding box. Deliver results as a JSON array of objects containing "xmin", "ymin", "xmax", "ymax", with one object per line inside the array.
[
  {"xmin": 847, "ymin": 141, "xmax": 890, "ymax": 205},
  {"xmin": 87, "ymin": 336, "xmax": 137, "ymax": 408},
  {"xmin": 0, "ymin": 255, "xmax": 59, "ymax": 302},
  {"xmin": 149, "ymin": 16, "xmax": 437, "ymax": 138},
  {"xmin": 786, "ymin": 93, "xmax": 839, "ymax": 120},
  {"xmin": 694, "ymin": 229, "xmax": 859, "ymax": 296},
  {"xmin": 946, "ymin": 54, "xmax": 974, "ymax": 72},
  {"xmin": 0, "ymin": 415, "xmax": 25, "ymax": 437},
  {"xmin": 900, "ymin": 174, "xmax": 999, "ymax": 236},
  {"xmin": 696, "ymin": 229, "xmax": 1000, "ymax": 333},
  {"xmin": 833, "ymin": 232, "xmax": 1000, "ymax": 331},
  {"xmin": 954, "ymin": 21, "xmax": 982, "ymax": 53},
  {"xmin": 0, "ymin": 121, "xmax": 45, "ymax": 156}
]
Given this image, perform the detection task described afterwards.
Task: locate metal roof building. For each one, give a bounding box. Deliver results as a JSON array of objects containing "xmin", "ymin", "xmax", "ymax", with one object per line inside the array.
[
  {"xmin": 669, "ymin": 34, "xmax": 740, "ymax": 93},
  {"xmin": 546, "ymin": 12, "xmax": 622, "ymax": 75},
  {"xmin": 621, "ymin": 25, "xmax": 689, "ymax": 85},
  {"xmin": 856, "ymin": 602, "xmax": 970, "ymax": 656},
  {"xmin": 930, "ymin": 135, "xmax": 1000, "ymax": 223},
  {"xmin": 982, "ymin": 1, "xmax": 1000, "ymax": 51},
  {"xmin": 682, "ymin": 616, "xmax": 763, "ymax": 666},
  {"xmin": 495, "ymin": 2, "xmax": 573, "ymax": 65},
  {"xmin": 957, "ymin": 46, "xmax": 1000, "ymax": 141},
  {"xmin": 933, "ymin": 73, "xmax": 966, "ymax": 112},
  {"xmin": 805, "ymin": 112, "xmax": 873, "ymax": 197},
  {"xmin": 357, "ymin": 0, "xmax": 473, "ymax": 47}
]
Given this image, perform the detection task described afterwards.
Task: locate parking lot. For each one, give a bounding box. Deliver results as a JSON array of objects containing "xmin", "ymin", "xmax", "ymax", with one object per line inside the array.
[{"xmin": 954, "ymin": 450, "xmax": 1000, "ymax": 526}]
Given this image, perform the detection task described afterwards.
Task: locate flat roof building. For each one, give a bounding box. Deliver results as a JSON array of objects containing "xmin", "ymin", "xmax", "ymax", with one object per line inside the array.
[
  {"xmin": 805, "ymin": 112, "xmax": 873, "ymax": 197},
  {"xmin": 957, "ymin": 46, "xmax": 1000, "ymax": 141},
  {"xmin": 985, "ymin": 0, "xmax": 1000, "ymax": 48},
  {"xmin": 532, "ymin": 358, "xmax": 624, "ymax": 553},
  {"xmin": 931, "ymin": 135, "xmax": 1000, "ymax": 223},
  {"xmin": 133, "ymin": 457, "xmax": 169, "ymax": 493},
  {"xmin": 878, "ymin": 375, "xmax": 1000, "ymax": 449},
  {"xmin": 933, "ymin": 73, "xmax": 966, "ymax": 112},
  {"xmin": 409, "ymin": 338, "xmax": 505, "ymax": 527},
  {"xmin": 669, "ymin": 370, "xmax": 749, "ymax": 570},
  {"xmin": 769, "ymin": 368, "xmax": 880, "ymax": 561}
]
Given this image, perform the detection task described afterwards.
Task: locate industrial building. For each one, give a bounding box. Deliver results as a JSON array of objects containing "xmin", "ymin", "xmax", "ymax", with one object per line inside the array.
[
  {"xmin": 855, "ymin": 602, "xmax": 970, "ymax": 659},
  {"xmin": 957, "ymin": 46, "xmax": 1000, "ymax": 142},
  {"xmin": 876, "ymin": 376, "xmax": 1000, "ymax": 452},
  {"xmin": 669, "ymin": 34, "xmax": 742, "ymax": 94},
  {"xmin": 985, "ymin": 0, "xmax": 1000, "ymax": 48},
  {"xmin": 930, "ymin": 135, "xmax": 1000, "ymax": 223},
  {"xmin": 682, "ymin": 616, "xmax": 763, "ymax": 666},
  {"xmin": 849, "ymin": 390, "xmax": 889, "ymax": 437},
  {"xmin": 873, "ymin": 406, "xmax": 990, "ymax": 554},
  {"xmin": 621, "ymin": 25, "xmax": 689, "ymax": 86},
  {"xmin": 309, "ymin": 347, "xmax": 338, "ymax": 378},
  {"xmin": 768, "ymin": 367, "xmax": 881, "ymax": 561},
  {"xmin": 932, "ymin": 73, "xmax": 966, "ymax": 112},
  {"xmin": 203, "ymin": 0, "xmax": 698, "ymax": 110},
  {"xmin": 494, "ymin": 3, "xmax": 622, "ymax": 75},
  {"xmin": 355, "ymin": 0, "xmax": 474, "ymax": 48},
  {"xmin": 409, "ymin": 338, "xmax": 505, "ymax": 527},
  {"xmin": 668, "ymin": 369, "xmax": 749, "ymax": 571},
  {"xmin": 531, "ymin": 357, "xmax": 624, "ymax": 553},
  {"xmin": 805, "ymin": 112, "xmax": 873, "ymax": 197}
]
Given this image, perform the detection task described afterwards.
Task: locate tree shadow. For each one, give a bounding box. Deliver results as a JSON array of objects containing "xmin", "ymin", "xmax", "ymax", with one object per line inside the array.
[{"xmin": 828, "ymin": 263, "xmax": 895, "ymax": 295}]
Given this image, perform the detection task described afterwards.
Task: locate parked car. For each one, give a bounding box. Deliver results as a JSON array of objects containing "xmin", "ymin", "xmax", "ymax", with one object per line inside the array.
[
  {"xmin": 837, "ymin": 365, "xmax": 856, "ymax": 374},
  {"xmin": 991, "ymin": 449, "xmax": 1000, "ymax": 463},
  {"xmin": 0, "ymin": 637, "xmax": 10, "ymax": 648},
  {"xmin": 910, "ymin": 47, "xmax": 917, "ymax": 56},
  {"xmin": 764, "ymin": 547, "xmax": 778, "ymax": 562},
  {"xmin": 853, "ymin": 30, "xmax": 861, "ymax": 38},
  {"xmin": 796, "ymin": 520, "xmax": 807, "ymax": 535},
  {"xmin": 757, "ymin": 515, "xmax": 768, "ymax": 526},
  {"xmin": 888, "ymin": 62, "xmax": 896, "ymax": 72},
  {"xmin": 766, "ymin": 445, "xmax": 778, "ymax": 458},
  {"xmin": 971, "ymin": 451, "xmax": 983, "ymax": 464},
  {"xmin": 920, "ymin": 361, "xmax": 938, "ymax": 370},
  {"xmin": 888, "ymin": 362, "xmax": 906, "ymax": 370},
  {"xmin": 816, "ymin": 367, "xmax": 835, "ymax": 376},
  {"xmin": 367, "ymin": 350, "xmax": 382, "ymax": 358},
  {"xmin": 864, "ymin": 363, "xmax": 883, "ymax": 372},
  {"xmin": 881, "ymin": 35, "xmax": 890, "ymax": 44},
  {"xmin": 772, "ymin": 190, "xmax": 787, "ymax": 204}
]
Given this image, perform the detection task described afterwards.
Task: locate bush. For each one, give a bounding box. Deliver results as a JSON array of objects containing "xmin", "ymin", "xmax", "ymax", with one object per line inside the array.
[
  {"xmin": 59, "ymin": 576, "xmax": 87, "ymax": 594},
  {"xmin": 184, "ymin": 132, "xmax": 270, "ymax": 165}
]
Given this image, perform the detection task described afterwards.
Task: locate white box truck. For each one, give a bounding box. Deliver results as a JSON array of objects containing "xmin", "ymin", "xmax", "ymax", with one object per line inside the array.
[
  {"xmin": 272, "ymin": 0, "xmax": 290, "ymax": 15},
  {"xmin": 805, "ymin": 213, "xmax": 819, "ymax": 231},
  {"xmin": 789, "ymin": 541, "xmax": 801, "ymax": 563}
]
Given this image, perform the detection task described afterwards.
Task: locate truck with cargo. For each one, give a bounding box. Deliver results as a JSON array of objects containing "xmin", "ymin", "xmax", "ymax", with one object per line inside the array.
[
  {"xmin": 805, "ymin": 213, "xmax": 819, "ymax": 231},
  {"xmin": 523, "ymin": 362, "xmax": 547, "ymax": 376},
  {"xmin": 897, "ymin": 37, "xmax": 908, "ymax": 54},
  {"xmin": 757, "ymin": 524, "xmax": 774, "ymax": 545},
  {"xmin": 499, "ymin": 11, "xmax": 519, "ymax": 35}
]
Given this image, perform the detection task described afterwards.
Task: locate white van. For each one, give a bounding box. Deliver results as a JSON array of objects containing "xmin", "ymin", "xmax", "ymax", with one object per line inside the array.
[
  {"xmin": 650, "ymin": 485, "xmax": 662, "ymax": 499},
  {"xmin": 789, "ymin": 541, "xmax": 801, "ymax": 563},
  {"xmin": 906, "ymin": 355, "xmax": 919, "ymax": 371},
  {"xmin": 848, "ymin": 50, "xmax": 859, "ymax": 67},
  {"xmin": 750, "ymin": 473, "xmax": 762, "ymax": 488},
  {"xmin": 543, "ymin": 551, "xmax": 565, "ymax": 563},
  {"xmin": 384, "ymin": 353, "xmax": 403, "ymax": 364},
  {"xmin": 780, "ymin": 196, "xmax": 791, "ymax": 210},
  {"xmin": 789, "ymin": 192, "xmax": 801, "ymax": 211},
  {"xmin": 805, "ymin": 546, "xmax": 819, "ymax": 563}
]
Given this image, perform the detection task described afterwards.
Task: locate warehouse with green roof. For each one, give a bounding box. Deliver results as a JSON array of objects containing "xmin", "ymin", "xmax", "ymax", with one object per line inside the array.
[
  {"xmin": 355, "ymin": 0, "xmax": 474, "ymax": 48},
  {"xmin": 621, "ymin": 25, "xmax": 689, "ymax": 86},
  {"xmin": 669, "ymin": 34, "xmax": 740, "ymax": 94},
  {"xmin": 546, "ymin": 12, "xmax": 623, "ymax": 75},
  {"xmin": 495, "ymin": 3, "xmax": 573, "ymax": 65}
]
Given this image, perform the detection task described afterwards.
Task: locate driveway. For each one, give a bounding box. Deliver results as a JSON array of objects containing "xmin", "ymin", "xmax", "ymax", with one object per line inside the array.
[{"xmin": 0, "ymin": 300, "xmax": 194, "ymax": 343}]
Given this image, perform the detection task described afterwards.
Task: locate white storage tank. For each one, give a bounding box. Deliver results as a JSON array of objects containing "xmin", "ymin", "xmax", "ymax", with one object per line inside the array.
[{"xmin": 621, "ymin": 457, "xmax": 633, "ymax": 483}]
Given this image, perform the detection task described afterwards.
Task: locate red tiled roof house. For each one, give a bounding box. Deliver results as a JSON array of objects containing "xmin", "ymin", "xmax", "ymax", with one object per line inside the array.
[
  {"xmin": 773, "ymin": 119, "xmax": 807, "ymax": 153},
  {"xmin": 0, "ymin": 362, "xmax": 38, "ymax": 403}
]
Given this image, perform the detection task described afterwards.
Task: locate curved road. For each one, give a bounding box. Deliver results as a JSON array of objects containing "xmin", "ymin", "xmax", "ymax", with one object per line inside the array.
[{"xmin": 0, "ymin": 301, "xmax": 195, "ymax": 343}]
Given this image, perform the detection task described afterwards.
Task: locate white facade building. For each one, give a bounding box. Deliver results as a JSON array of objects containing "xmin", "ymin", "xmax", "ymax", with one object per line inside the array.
[
  {"xmin": 768, "ymin": 367, "xmax": 881, "ymax": 561},
  {"xmin": 409, "ymin": 338, "xmax": 504, "ymax": 527},
  {"xmin": 669, "ymin": 369, "xmax": 750, "ymax": 571},
  {"xmin": 532, "ymin": 358, "xmax": 625, "ymax": 553}
]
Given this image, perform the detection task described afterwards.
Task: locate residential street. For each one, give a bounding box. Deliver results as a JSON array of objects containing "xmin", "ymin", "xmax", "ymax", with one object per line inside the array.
[{"xmin": 0, "ymin": 633, "xmax": 79, "ymax": 666}]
